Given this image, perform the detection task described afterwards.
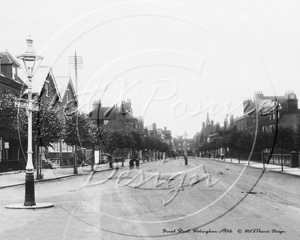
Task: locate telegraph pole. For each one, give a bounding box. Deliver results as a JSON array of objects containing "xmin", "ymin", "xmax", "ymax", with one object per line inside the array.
[
  {"xmin": 69, "ymin": 51, "xmax": 83, "ymax": 174},
  {"xmin": 68, "ymin": 51, "xmax": 83, "ymax": 93}
]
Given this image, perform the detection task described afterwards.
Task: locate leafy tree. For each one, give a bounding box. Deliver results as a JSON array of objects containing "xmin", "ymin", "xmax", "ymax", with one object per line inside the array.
[
  {"xmin": 0, "ymin": 88, "xmax": 27, "ymax": 140},
  {"xmin": 64, "ymin": 111, "xmax": 92, "ymax": 148},
  {"xmin": 253, "ymin": 131, "xmax": 268, "ymax": 152},
  {"xmin": 293, "ymin": 121, "xmax": 300, "ymax": 152},
  {"xmin": 275, "ymin": 126, "xmax": 294, "ymax": 153},
  {"xmin": 227, "ymin": 130, "xmax": 252, "ymax": 160},
  {"xmin": 130, "ymin": 129, "xmax": 145, "ymax": 151},
  {"xmin": 20, "ymin": 99, "xmax": 65, "ymax": 148}
]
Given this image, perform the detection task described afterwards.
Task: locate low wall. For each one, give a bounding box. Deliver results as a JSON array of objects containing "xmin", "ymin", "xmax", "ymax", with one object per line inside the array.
[
  {"xmin": 47, "ymin": 152, "xmax": 74, "ymax": 166},
  {"xmin": 263, "ymin": 153, "xmax": 292, "ymax": 167},
  {"xmin": 0, "ymin": 159, "xmax": 26, "ymax": 172}
]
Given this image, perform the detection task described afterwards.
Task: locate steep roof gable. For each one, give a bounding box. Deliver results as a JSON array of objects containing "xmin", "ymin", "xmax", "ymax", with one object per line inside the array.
[{"xmin": 20, "ymin": 66, "xmax": 65, "ymax": 102}]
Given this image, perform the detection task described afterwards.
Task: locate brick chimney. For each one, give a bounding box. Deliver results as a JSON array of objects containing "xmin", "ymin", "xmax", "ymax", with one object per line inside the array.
[
  {"xmin": 152, "ymin": 123, "xmax": 157, "ymax": 137},
  {"xmin": 286, "ymin": 91, "xmax": 298, "ymax": 114},
  {"xmin": 92, "ymin": 100, "xmax": 101, "ymax": 110},
  {"xmin": 126, "ymin": 99, "xmax": 132, "ymax": 113},
  {"xmin": 230, "ymin": 115, "xmax": 234, "ymax": 126}
]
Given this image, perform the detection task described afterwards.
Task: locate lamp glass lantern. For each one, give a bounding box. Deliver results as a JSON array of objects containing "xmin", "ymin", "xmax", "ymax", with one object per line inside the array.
[{"xmin": 17, "ymin": 38, "xmax": 43, "ymax": 78}]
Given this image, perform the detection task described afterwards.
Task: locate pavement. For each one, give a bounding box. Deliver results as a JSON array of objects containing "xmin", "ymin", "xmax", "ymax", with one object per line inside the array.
[
  {"xmin": 201, "ymin": 156, "xmax": 300, "ymax": 177},
  {"xmin": 0, "ymin": 161, "xmax": 128, "ymax": 189},
  {"xmin": 1, "ymin": 156, "xmax": 300, "ymax": 189}
]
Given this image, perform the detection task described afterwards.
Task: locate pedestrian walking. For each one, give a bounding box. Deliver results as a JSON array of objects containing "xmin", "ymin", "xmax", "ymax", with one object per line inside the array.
[
  {"xmin": 184, "ymin": 154, "xmax": 188, "ymax": 165},
  {"xmin": 134, "ymin": 150, "xmax": 139, "ymax": 169}
]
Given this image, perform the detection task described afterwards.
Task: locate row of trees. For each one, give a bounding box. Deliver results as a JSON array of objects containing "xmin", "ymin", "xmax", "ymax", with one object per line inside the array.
[
  {"xmin": 198, "ymin": 125, "xmax": 299, "ymax": 159},
  {"xmin": 0, "ymin": 88, "xmax": 169, "ymax": 160},
  {"xmin": 64, "ymin": 110, "xmax": 170, "ymax": 156}
]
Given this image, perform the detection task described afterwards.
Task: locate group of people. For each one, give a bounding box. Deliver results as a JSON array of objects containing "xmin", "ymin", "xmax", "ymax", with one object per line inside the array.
[
  {"xmin": 104, "ymin": 150, "xmax": 171, "ymax": 170},
  {"xmin": 129, "ymin": 150, "xmax": 140, "ymax": 170}
]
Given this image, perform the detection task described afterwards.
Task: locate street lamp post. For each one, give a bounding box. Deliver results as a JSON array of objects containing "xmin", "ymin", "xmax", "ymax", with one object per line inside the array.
[{"xmin": 6, "ymin": 38, "xmax": 53, "ymax": 209}]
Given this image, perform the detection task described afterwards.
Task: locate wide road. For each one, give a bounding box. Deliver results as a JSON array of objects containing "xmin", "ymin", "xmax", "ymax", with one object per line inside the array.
[{"xmin": 0, "ymin": 157, "xmax": 299, "ymax": 240}]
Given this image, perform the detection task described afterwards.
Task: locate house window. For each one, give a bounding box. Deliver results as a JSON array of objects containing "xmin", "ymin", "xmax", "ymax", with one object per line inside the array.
[
  {"xmin": 66, "ymin": 90, "xmax": 69, "ymax": 103},
  {"xmin": 270, "ymin": 124, "xmax": 276, "ymax": 132},
  {"xmin": 12, "ymin": 67, "xmax": 17, "ymax": 80},
  {"xmin": 45, "ymin": 83, "xmax": 49, "ymax": 97}
]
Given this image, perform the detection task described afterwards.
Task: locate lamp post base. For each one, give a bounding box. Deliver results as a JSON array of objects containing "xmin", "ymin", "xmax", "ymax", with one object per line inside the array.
[
  {"xmin": 5, "ymin": 171, "xmax": 54, "ymax": 210},
  {"xmin": 24, "ymin": 171, "xmax": 36, "ymax": 206},
  {"xmin": 5, "ymin": 203, "xmax": 54, "ymax": 209}
]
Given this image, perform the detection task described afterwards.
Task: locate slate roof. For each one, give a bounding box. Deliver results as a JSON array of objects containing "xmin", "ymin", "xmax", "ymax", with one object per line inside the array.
[
  {"xmin": 0, "ymin": 52, "xmax": 20, "ymax": 67},
  {"xmin": 54, "ymin": 76, "xmax": 77, "ymax": 101},
  {"xmin": 89, "ymin": 105, "xmax": 136, "ymax": 120},
  {"xmin": 244, "ymin": 95, "xmax": 291, "ymax": 115},
  {"xmin": 20, "ymin": 66, "xmax": 78, "ymax": 104}
]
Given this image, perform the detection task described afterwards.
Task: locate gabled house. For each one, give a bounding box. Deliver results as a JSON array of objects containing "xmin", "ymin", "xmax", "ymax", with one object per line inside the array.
[
  {"xmin": 19, "ymin": 67, "xmax": 78, "ymax": 164},
  {"xmin": 21, "ymin": 67, "xmax": 78, "ymax": 113}
]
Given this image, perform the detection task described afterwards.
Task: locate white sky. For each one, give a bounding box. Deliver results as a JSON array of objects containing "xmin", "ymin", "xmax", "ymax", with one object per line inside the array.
[{"xmin": 2, "ymin": 0, "xmax": 300, "ymax": 138}]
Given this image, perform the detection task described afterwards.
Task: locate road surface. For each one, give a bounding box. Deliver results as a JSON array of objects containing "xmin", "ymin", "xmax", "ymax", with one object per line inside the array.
[{"xmin": 0, "ymin": 157, "xmax": 299, "ymax": 240}]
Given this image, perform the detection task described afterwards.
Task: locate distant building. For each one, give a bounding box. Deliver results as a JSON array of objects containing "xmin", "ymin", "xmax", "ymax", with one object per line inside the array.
[
  {"xmin": 89, "ymin": 99, "xmax": 138, "ymax": 129},
  {"xmin": 162, "ymin": 127, "xmax": 172, "ymax": 145},
  {"xmin": 145, "ymin": 123, "xmax": 157, "ymax": 137},
  {"xmin": 236, "ymin": 91, "xmax": 300, "ymax": 134},
  {"xmin": 196, "ymin": 112, "xmax": 236, "ymax": 157},
  {"xmin": 173, "ymin": 136, "xmax": 195, "ymax": 155},
  {"xmin": 198, "ymin": 113, "xmax": 217, "ymax": 145}
]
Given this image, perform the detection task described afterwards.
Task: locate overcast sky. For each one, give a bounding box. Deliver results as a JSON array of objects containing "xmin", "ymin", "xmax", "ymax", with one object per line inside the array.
[{"xmin": 2, "ymin": 0, "xmax": 300, "ymax": 138}]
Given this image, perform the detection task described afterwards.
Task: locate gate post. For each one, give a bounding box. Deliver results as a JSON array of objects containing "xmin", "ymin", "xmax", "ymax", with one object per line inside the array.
[{"xmin": 290, "ymin": 151, "xmax": 299, "ymax": 168}]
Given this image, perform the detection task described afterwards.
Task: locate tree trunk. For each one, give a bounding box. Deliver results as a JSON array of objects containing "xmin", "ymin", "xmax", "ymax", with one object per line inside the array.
[
  {"xmin": 73, "ymin": 145, "xmax": 78, "ymax": 174},
  {"xmin": 92, "ymin": 145, "xmax": 95, "ymax": 171},
  {"xmin": 281, "ymin": 148, "xmax": 283, "ymax": 171}
]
